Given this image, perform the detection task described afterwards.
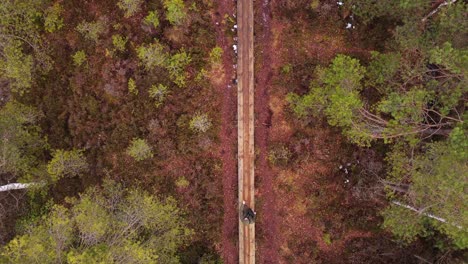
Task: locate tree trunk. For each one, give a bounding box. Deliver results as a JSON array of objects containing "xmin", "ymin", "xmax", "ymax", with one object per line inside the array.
[
  {"xmin": 0, "ymin": 182, "xmax": 43, "ymax": 192},
  {"xmin": 381, "ymin": 180, "xmax": 409, "ymax": 194},
  {"xmin": 420, "ymin": 128, "xmax": 452, "ymax": 136},
  {"xmin": 422, "ymin": 0, "xmax": 457, "ymax": 22},
  {"xmin": 392, "ymin": 201, "xmax": 462, "ymax": 229}
]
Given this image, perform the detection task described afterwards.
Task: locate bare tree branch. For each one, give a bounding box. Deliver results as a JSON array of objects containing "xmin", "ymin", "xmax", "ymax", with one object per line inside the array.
[
  {"xmin": 422, "ymin": 0, "xmax": 458, "ymax": 22},
  {"xmin": 392, "ymin": 201, "xmax": 462, "ymax": 229},
  {"xmin": 0, "ymin": 182, "xmax": 44, "ymax": 192}
]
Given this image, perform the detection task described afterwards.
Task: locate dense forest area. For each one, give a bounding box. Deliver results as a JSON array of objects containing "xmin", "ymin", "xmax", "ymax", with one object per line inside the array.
[{"xmin": 0, "ymin": 0, "xmax": 466, "ymax": 263}]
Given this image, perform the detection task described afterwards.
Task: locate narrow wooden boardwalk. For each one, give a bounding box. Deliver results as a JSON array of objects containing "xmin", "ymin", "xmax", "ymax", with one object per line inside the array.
[{"xmin": 237, "ymin": 0, "xmax": 255, "ymax": 263}]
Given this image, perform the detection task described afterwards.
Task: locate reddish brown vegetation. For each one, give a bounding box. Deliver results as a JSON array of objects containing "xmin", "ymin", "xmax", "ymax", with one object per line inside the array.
[
  {"xmin": 254, "ymin": 0, "xmax": 281, "ymax": 263},
  {"xmin": 210, "ymin": 0, "xmax": 238, "ymax": 263}
]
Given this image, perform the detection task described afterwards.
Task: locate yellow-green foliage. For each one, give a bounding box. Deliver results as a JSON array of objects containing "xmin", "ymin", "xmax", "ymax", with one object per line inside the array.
[
  {"xmin": 149, "ymin": 84, "xmax": 169, "ymax": 107},
  {"xmin": 209, "ymin": 46, "xmax": 223, "ymax": 64},
  {"xmin": 0, "ymin": 0, "xmax": 52, "ymax": 75},
  {"xmin": 323, "ymin": 233, "xmax": 332, "ymax": 245},
  {"xmin": 47, "ymin": 149, "xmax": 88, "ymax": 182},
  {"xmin": 287, "ymin": 55, "xmax": 368, "ymax": 145},
  {"xmin": 72, "ymin": 196, "xmax": 110, "ymax": 243},
  {"xmin": 281, "ymin": 63, "xmax": 292, "ymax": 74},
  {"xmin": 382, "ymin": 204, "xmax": 426, "ymax": 244},
  {"xmin": 175, "ymin": 177, "xmax": 190, "ymax": 188},
  {"xmin": 126, "ymin": 138, "xmax": 153, "ymax": 161},
  {"xmin": 76, "ymin": 20, "xmax": 106, "ymax": 42},
  {"xmin": 166, "ymin": 51, "xmax": 191, "ymax": 87},
  {"xmin": 67, "ymin": 247, "xmax": 112, "ymax": 264},
  {"xmin": 72, "ymin": 50, "xmax": 87, "ymax": 67},
  {"xmin": 113, "ymin": 23, "xmax": 122, "ymax": 30},
  {"xmin": 136, "ymin": 42, "xmax": 191, "ymax": 87},
  {"xmin": 195, "ymin": 68, "xmax": 208, "ymax": 82},
  {"xmin": 199, "ymin": 253, "xmax": 223, "ymax": 264},
  {"xmin": 310, "ymin": 0, "xmax": 320, "ymax": 10},
  {"xmin": 112, "ymin": 34, "xmax": 128, "ymax": 52},
  {"xmin": 268, "ymin": 145, "xmax": 292, "ymax": 166},
  {"xmin": 117, "ymin": 0, "xmax": 144, "ymax": 18},
  {"xmin": 136, "ymin": 41, "xmax": 167, "ymax": 70},
  {"xmin": 383, "ymin": 139, "xmax": 468, "ymax": 248},
  {"xmin": 189, "ymin": 113, "xmax": 212, "ymax": 133},
  {"xmin": 0, "ymin": 101, "xmax": 45, "ymax": 178},
  {"xmin": 0, "ymin": 0, "xmax": 42, "ymax": 43},
  {"xmin": 1, "ymin": 205, "xmax": 72, "ymax": 263},
  {"xmin": 163, "ymin": 0, "xmax": 187, "ymax": 25},
  {"xmin": 1, "ymin": 180, "xmax": 193, "ymax": 263},
  {"xmin": 144, "ymin": 10, "xmax": 160, "ymax": 28},
  {"xmin": 44, "ymin": 3, "xmax": 64, "ymax": 33},
  {"xmin": 2, "ymin": 230, "xmax": 56, "ymax": 263},
  {"xmin": 128, "ymin": 77, "xmax": 138, "ymax": 95},
  {"xmin": 0, "ymin": 40, "xmax": 33, "ymax": 95}
]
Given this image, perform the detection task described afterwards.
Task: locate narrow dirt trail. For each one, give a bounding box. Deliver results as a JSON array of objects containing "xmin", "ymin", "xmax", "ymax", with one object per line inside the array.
[
  {"xmin": 211, "ymin": 1, "xmax": 238, "ymax": 263},
  {"xmin": 254, "ymin": 0, "xmax": 280, "ymax": 263},
  {"xmin": 237, "ymin": 0, "xmax": 255, "ymax": 263}
]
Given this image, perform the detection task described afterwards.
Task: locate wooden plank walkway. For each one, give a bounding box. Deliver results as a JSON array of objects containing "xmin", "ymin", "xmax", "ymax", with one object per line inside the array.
[{"xmin": 237, "ymin": 0, "xmax": 255, "ymax": 263}]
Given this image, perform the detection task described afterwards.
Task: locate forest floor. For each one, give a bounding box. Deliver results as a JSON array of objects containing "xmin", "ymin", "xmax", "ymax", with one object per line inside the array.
[
  {"xmin": 211, "ymin": 1, "xmax": 238, "ymax": 263},
  {"xmin": 254, "ymin": 0, "xmax": 280, "ymax": 263}
]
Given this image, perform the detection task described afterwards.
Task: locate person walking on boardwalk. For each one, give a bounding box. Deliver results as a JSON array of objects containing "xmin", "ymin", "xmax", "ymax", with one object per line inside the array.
[{"xmin": 242, "ymin": 200, "xmax": 256, "ymax": 224}]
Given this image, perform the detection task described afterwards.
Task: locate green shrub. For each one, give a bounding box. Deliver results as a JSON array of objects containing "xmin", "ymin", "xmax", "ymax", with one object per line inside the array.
[
  {"xmin": 209, "ymin": 46, "xmax": 223, "ymax": 64},
  {"xmin": 112, "ymin": 34, "xmax": 128, "ymax": 52},
  {"xmin": 1, "ymin": 179, "xmax": 192, "ymax": 263},
  {"xmin": 382, "ymin": 204, "xmax": 426, "ymax": 244},
  {"xmin": 0, "ymin": 0, "xmax": 53, "ymax": 86},
  {"xmin": 128, "ymin": 78, "xmax": 138, "ymax": 95},
  {"xmin": 126, "ymin": 138, "xmax": 153, "ymax": 161},
  {"xmin": 281, "ymin": 63, "xmax": 292, "ymax": 74},
  {"xmin": 117, "ymin": 0, "xmax": 144, "ymax": 18},
  {"xmin": 149, "ymin": 84, "xmax": 169, "ymax": 107},
  {"xmin": 268, "ymin": 145, "xmax": 292, "ymax": 166},
  {"xmin": 144, "ymin": 11, "xmax": 160, "ymax": 28},
  {"xmin": 136, "ymin": 41, "xmax": 167, "ymax": 70},
  {"xmin": 199, "ymin": 253, "xmax": 223, "ymax": 264},
  {"xmin": 0, "ymin": 101, "xmax": 46, "ymax": 177},
  {"xmin": 323, "ymin": 233, "xmax": 332, "ymax": 245},
  {"xmin": 167, "ymin": 51, "xmax": 191, "ymax": 87},
  {"xmin": 47, "ymin": 149, "xmax": 88, "ymax": 182},
  {"xmin": 76, "ymin": 20, "xmax": 106, "ymax": 42},
  {"xmin": 163, "ymin": 0, "xmax": 187, "ymax": 25},
  {"xmin": 44, "ymin": 3, "xmax": 64, "ymax": 33},
  {"xmin": 189, "ymin": 113, "xmax": 212, "ymax": 133},
  {"xmin": 72, "ymin": 50, "xmax": 87, "ymax": 67},
  {"xmin": 195, "ymin": 68, "xmax": 208, "ymax": 82},
  {"xmin": 0, "ymin": 40, "xmax": 33, "ymax": 95},
  {"xmin": 113, "ymin": 23, "xmax": 122, "ymax": 30},
  {"xmin": 175, "ymin": 177, "xmax": 189, "ymax": 188},
  {"xmin": 310, "ymin": 0, "xmax": 320, "ymax": 10}
]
